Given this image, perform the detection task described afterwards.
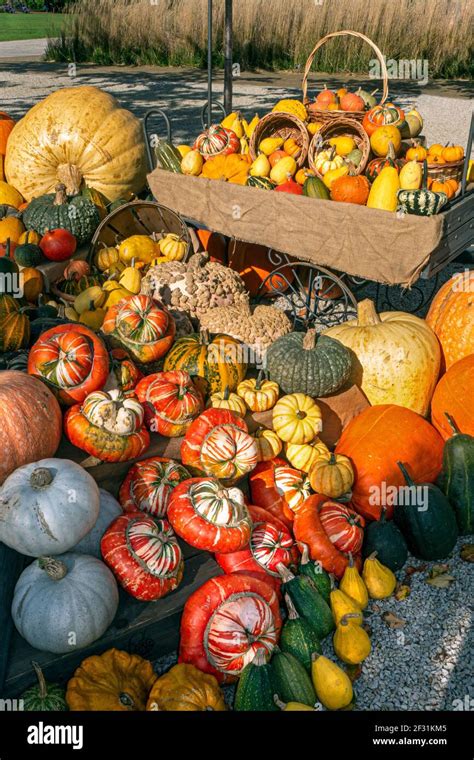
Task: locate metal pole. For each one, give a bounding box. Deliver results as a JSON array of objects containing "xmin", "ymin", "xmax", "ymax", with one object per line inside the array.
[
  {"xmin": 224, "ymin": 0, "xmax": 233, "ymax": 114},
  {"xmin": 207, "ymin": 0, "xmax": 213, "ymax": 125}
]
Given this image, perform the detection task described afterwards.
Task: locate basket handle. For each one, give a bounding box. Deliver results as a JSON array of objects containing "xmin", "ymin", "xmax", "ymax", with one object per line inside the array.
[{"xmin": 302, "ymin": 30, "xmax": 389, "ymax": 106}]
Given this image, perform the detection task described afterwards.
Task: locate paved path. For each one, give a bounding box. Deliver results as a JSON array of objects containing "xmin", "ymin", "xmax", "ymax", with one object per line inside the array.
[
  {"xmin": 0, "ymin": 60, "xmax": 472, "ymax": 149},
  {"xmin": 0, "ymin": 38, "xmax": 47, "ymax": 59}
]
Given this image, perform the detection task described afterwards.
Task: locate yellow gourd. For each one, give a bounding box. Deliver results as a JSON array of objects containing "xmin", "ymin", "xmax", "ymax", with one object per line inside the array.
[
  {"xmin": 158, "ymin": 233, "xmax": 187, "ymax": 261},
  {"xmin": 118, "ymin": 235, "xmax": 158, "ymax": 265},
  {"xmin": 274, "ymin": 696, "xmax": 316, "ymax": 711},
  {"xmin": 181, "ymin": 150, "xmax": 204, "ymax": 177},
  {"xmin": 311, "ymin": 654, "xmax": 353, "ymax": 711},
  {"xmin": 370, "ymin": 125, "xmax": 402, "ymax": 157},
  {"xmin": 285, "ymin": 439, "xmax": 329, "ymax": 473},
  {"xmin": 333, "ymin": 613, "xmax": 371, "ymax": 665},
  {"xmin": 314, "ymin": 148, "xmax": 344, "ymax": 176},
  {"xmin": 339, "ymin": 554, "xmax": 369, "ymax": 609},
  {"xmin": 0, "ymin": 216, "xmax": 25, "ymax": 244},
  {"xmin": 270, "ymin": 156, "xmax": 297, "ymax": 184},
  {"xmin": 229, "ymin": 113, "xmax": 244, "ymax": 139},
  {"xmin": 323, "ymin": 165, "xmax": 349, "ymax": 189},
  {"xmin": 250, "ymin": 153, "xmax": 271, "ymax": 178},
  {"xmin": 272, "ymin": 99, "xmax": 307, "ymax": 122},
  {"xmin": 95, "ymin": 246, "xmax": 121, "ymax": 273},
  {"xmin": 362, "ymin": 552, "xmax": 397, "ymax": 599},
  {"xmin": 283, "ymin": 138, "xmax": 301, "ymax": 158},
  {"xmin": 240, "ymin": 136, "xmax": 250, "ymax": 155},
  {"xmin": 107, "ymin": 261, "xmax": 126, "ymax": 277},
  {"xmin": 102, "ymin": 278, "xmax": 122, "ymax": 292},
  {"xmin": 18, "ymin": 230, "xmax": 41, "ymax": 246},
  {"xmin": 259, "ymin": 137, "xmax": 284, "ymax": 156},
  {"xmin": 79, "ymin": 300, "xmax": 106, "ymax": 330},
  {"xmin": 245, "ymin": 115, "xmax": 260, "ymax": 138},
  {"xmin": 119, "ymin": 258, "xmax": 142, "ymax": 294},
  {"xmin": 329, "ymin": 136, "xmax": 356, "ymax": 157},
  {"xmin": 104, "ymin": 286, "xmax": 134, "ymax": 308},
  {"xmin": 330, "ymin": 589, "xmax": 363, "ymax": 626},
  {"xmin": 399, "ymin": 159, "xmax": 422, "ymax": 190},
  {"xmin": 176, "ymin": 145, "xmax": 192, "ymax": 157},
  {"xmin": 307, "ymin": 122, "xmax": 323, "ymax": 136},
  {"xmin": 367, "ymin": 166, "xmax": 400, "ymax": 211},
  {"xmin": 64, "ymin": 306, "xmax": 80, "ymax": 321},
  {"xmin": 221, "ymin": 111, "xmax": 238, "ymax": 129},
  {"xmin": 74, "ymin": 286, "xmax": 106, "ymax": 315},
  {"xmin": 0, "ymin": 180, "xmax": 23, "ymax": 209}
]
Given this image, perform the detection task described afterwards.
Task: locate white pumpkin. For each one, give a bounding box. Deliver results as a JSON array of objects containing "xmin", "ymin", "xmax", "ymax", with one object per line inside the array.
[
  {"xmin": 73, "ymin": 489, "xmax": 122, "ymax": 558},
  {"xmin": 0, "ymin": 458, "xmax": 100, "ymax": 557},
  {"xmin": 12, "ymin": 553, "xmax": 119, "ymax": 654},
  {"xmin": 323, "ymin": 299, "xmax": 441, "ymax": 416}
]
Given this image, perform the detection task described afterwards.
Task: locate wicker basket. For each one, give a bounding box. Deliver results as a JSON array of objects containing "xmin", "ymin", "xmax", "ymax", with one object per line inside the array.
[
  {"xmin": 308, "ymin": 118, "xmax": 371, "ymax": 178},
  {"xmin": 88, "ymin": 200, "xmax": 192, "ymax": 262},
  {"xmin": 426, "ymin": 159, "xmax": 465, "ymax": 184},
  {"xmin": 249, "ymin": 112, "xmax": 310, "ymax": 167},
  {"xmin": 302, "ymin": 30, "xmax": 389, "ymax": 124}
]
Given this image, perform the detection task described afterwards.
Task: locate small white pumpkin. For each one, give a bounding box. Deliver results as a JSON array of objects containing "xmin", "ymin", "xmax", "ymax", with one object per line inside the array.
[
  {"xmin": 73, "ymin": 489, "xmax": 122, "ymax": 558},
  {"xmin": 12, "ymin": 553, "xmax": 119, "ymax": 653},
  {"xmin": 82, "ymin": 389, "xmax": 144, "ymax": 435},
  {"xmin": 0, "ymin": 458, "xmax": 100, "ymax": 557}
]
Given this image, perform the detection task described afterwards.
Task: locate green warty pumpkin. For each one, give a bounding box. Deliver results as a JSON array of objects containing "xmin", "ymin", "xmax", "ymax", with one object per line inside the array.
[{"xmin": 23, "ymin": 184, "xmax": 100, "ymax": 246}]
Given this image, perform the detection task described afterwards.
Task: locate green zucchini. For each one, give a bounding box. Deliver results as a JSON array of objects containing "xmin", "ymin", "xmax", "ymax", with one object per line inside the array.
[
  {"xmin": 234, "ymin": 649, "xmax": 278, "ymax": 711},
  {"xmin": 396, "ymin": 461, "xmax": 458, "ymax": 560},
  {"xmin": 280, "ymin": 595, "xmax": 321, "ymax": 672},
  {"xmin": 298, "ymin": 543, "xmax": 332, "ymax": 601},
  {"xmin": 154, "ymin": 138, "xmax": 182, "ymax": 173},
  {"xmin": 278, "ymin": 564, "xmax": 334, "ymax": 640},
  {"xmin": 437, "ymin": 414, "xmax": 474, "ymax": 535},
  {"xmin": 271, "ymin": 651, "xmax": 316, "ymax": 707},
  {"xmin": 303, "ymin": 175, "xmax": 330, "ymax": 200}
]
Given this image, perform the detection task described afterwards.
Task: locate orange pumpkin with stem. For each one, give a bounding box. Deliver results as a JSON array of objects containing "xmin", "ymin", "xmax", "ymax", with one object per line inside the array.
[
  {"xmin": 441, "ymin": 144, "xmax": 464, "ymax": 162},
  {"xmin": 430, "ymin": 355, "xmax": 474, "ymax": 440},
  {"xmin": 428, "ymin": 177, "xmax": 458, "ymax": 198},
  {"xmin": 426, "ymin": 271, "xmax": 474, "ymax": 370},
  {"xmin": 406, "ymin": 141, "xmax": 427, "ymax": 161},
  {"xmin": 331, "ymin": 175, "xmax": 370, "ymax": 205},
  {"xmin": 269, "ymin": 150, "xmax": 290, "ymax": 167},
  {"xmin": 428, "ymin": 143, "xmax": 444, "ymax": 158}
]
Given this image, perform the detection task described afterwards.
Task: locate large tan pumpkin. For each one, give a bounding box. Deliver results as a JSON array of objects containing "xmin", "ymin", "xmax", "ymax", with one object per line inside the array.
[
  {"xmin": 5, "ymin": 86, "xmax": 147, "ymax": 202},
  {"xmin": 0, "ymin": 371, "xmax": 63, "ymax": 484},
  {"xmin": 426, "ymin": 271, "xmax": 474, "ymax": 371},
  {"xmin": 324, "ymin": 299, "xmax": 440, "ymax": 417}
]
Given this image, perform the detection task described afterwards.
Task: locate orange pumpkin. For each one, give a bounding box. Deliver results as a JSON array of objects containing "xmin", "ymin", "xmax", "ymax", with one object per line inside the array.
[
  {"xmin": 426, "ymin": 272, "xmax": 474, "ymax": 370},
  {"xmin": 335, "ymin": 404, "xmax": 444, "ymax": 521},
  {"xmin": 428, "ymin": 144, "xmax": 444, "ymax": 158},
  {"xmin": 0, "ymin": 216, "xmax": 25, "ymax": 245},
  {"xmin": 0, "ymin": 371, "xmax": 62, "ymax": 484},
  {"xmin": 195, "ymin": 229, "xmax": 228, "ymax": 263},
  {"xmin": 269, "ymin": 150, "xmax": 290, "ymax": 167},
  {"xmin": 201, "ymin": 154, "xmax": 249, "ymax": 185},
  {"xmin": 340, "ymin": 92, "xmax": 365, "ymax": 112},
  {"xmin": 428, "ymin": 155, "xmax": 446, "ymax": 166},
  {"xmin": 406, "ymin": 142, "xmax": 427, "ymax": 161},
  {"xmin": 330, "ymin": 175, "xmax": 370, "ymax": 205},
  {"xmin": 430, "ymin": 355, "xmax": 474, "ymax": 440},
  {"xmin": 428, "ymin": 177, "xmax": 458, "ymax": 198},
  {"xmin": 441, "ymin": 144, "xmax": 464, "ymax": 163},
  {"xmin": 227, "ymin": 240, "xmax": 294, "ymax": 296},
  {"xmin": 0, "ymin": 111, "xmax": 15, "ymax": 155}
]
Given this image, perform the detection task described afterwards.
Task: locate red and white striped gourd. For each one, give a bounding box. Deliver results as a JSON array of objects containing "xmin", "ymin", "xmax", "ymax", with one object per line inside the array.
[
  {"xmin": 101, "ymin": 294, "xmax": 176, "ymax": 364},
  {"xmin": 167, "ymin": 477, "xmax": 252, "ymax": 553},
  {"xmin": 250, "ymin": 457, "xmax": 311, "ymax": 527},
  {"xmin": 28, "ymin": 324, "xmax": 110, "ymax": 406},
  {"xmin": 101, "ymin": 512, "xmax": 183, "ymax": 601},
  {"xmin": 319, "ymin": 501, "xmax": 366, "ymax": 554},
  {"xmin": 180, "ymin": 408, "xmax": 258, "ymax": 486},
  {"xmin": 193, "ymin": 124, "xmax": 240, "ymax": 160},
  {"xmin": 215, "ymin": 504, "xmax": 298, "ymax": 593},
  {"xmin": 64, "ymin": 389, "xmax": 150, "ymax": 462},
  {"xmin": 179, "ymin": 574, "xmax": 282, "ymax": 683},
  {"xmin": 119, "ymin": 456, "xmax": 190, "ymax": 518},
  {"xmin": 135, "ymin": 370, "xmax": 203, "ymax": 437}
]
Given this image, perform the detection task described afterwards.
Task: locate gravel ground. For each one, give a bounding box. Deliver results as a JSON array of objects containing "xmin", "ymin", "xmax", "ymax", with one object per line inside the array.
[{"xmin": 152, "ymin": 537, "xmax": 473, "ymax": 711}]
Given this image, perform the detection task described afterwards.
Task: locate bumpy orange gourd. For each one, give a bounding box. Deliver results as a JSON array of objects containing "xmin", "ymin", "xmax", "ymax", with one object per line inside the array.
[
  {"xmin": 430, "ymin": 355, "xmax": 474, "ymax": 440},
  {"xmin": 201, "ymin": 153, "xmax": 250, "ymax": 185},
  {"xmin": 426, "ymin": 271, "xmax": 474, "ymax": 370},
  {"xmin": 330, "ymin": 175, "xmax": 370, "ymax": 205},
  {"xmin": 146, "ymin": 664, "xmax": 226, "ymax": 711}
]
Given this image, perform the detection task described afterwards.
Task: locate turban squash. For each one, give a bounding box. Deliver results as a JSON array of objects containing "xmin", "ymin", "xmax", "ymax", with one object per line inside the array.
[
  {"xmin": 119, "ymin": 456, "xmax": 190, "ymax": 518},
  {"xmin": 335, "ymin": 404, "xmax": 444, "ymax": 521},
  {"xmin": 101, "ymin": 513, "xmax": 183, "ymax": 601},
  {"xmin": 5, "ymin": 86, "xmax": 147, "ymax": 202},
  {"xmin": 135, "ymin": 370, "xmax": 203, "ymax": 437},
  {"xmin": 102, "ymin": 294, "xmax": 176, "ymax": 365},
  {"xmin": 249, "ymin": 457, "xmax": 311, "ymax": 528},
  {"xmin": 64, "ymin": 389, "xmax": 150, "ymax": 463},
  {"xmin": 27, "ymin": 323, "xmax": 109, "ymax": 405},
  {"xmin": 167, "ymin": 477, "xmax": 252, "ymax": 553},
  {"xmin": 179, "ymin": 573, "xmax": 282, "ymax": 683}
]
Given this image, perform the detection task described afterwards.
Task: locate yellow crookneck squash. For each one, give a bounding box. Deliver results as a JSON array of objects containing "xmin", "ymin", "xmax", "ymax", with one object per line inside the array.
[
  {"xmin": 366, "ymin": 165, "xmax": 400, "ymax": 212},
  {"xmin": 146, "ymin": 664, "xmax": 226, "ymax": 711},
  {"xmin": 362, "ymin": 552, "xmax": 397, "ymax": 599},
  {"xmin": 5, "ymin": 86, "xmax": 147, "ymax": 202},
  {"xmin": 66, "ymin": 649, "xmax": 157, "ymax": 711},
  {"xmin": 323, "ymin": 299, "xmax": 441, "ymax": 417},
  {"xmin": 333, "ymin": 613, "xmax": 372, "ymax": 665}
]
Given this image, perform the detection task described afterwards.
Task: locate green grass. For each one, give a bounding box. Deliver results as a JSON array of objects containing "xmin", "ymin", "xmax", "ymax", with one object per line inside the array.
[{"xmin": 0, "ymin": 13, "xmax": 65, "ymax": 42}]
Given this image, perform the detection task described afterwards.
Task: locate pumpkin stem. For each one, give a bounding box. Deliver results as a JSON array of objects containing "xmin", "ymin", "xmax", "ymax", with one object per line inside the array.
[
  {"xmin": 328, "ymin": 452, "xmax": 337, "ymax": 465},
  {"xmin": 273, "ymin": 694, "xmax": 287, "ymax": 710},
  {"xmin": 200, "ymin": 329, "xmax": 211, "ymax": 346},
  {"xmin": 356, "ymin": 299, "xmax": 381, "ymax": 326},
  {"xmin": 299, "ymin": 542, "xmax": 310, "ymax": 566},
  {"xmin": 276, "ymin": 562, "xmax": 295, "ymax": 582},
  {"xmin": 255, "ymin": 369, "xmax": 265, "ymax": 390},
  {"xmin": 284, "ymin": 594, "xmax": 299, "ymax": 620},
  {"xmin": 444, "ymin": 412, "xmax": 460, "ymax": 436},
  {"xmin": 311, "ymin": 652, "xmax": 322, "ymax": 663},
  {"xmin": 53, "ymin": 183, "xmax": 68, "ymax": 206},
  {"xmin": 252, "ymin": 648, "xmax": 269, "ymax": 666},
  {"xmin": 38, "ymin": 556, "xmax": 68, "ymax": 581},
  {"xmin": 380, "ymin": 506, "xmax": 387, "ymax": 523},
  {"xmin": 222, "ymin": 386, "xmax": 230, "ymax": 400},
  {"xmin": 56, "ymin": 163, "xmax": 83, "ymax": 196},
  {"xmin": 30, "ymin": 467, "xmax": 54, "ymax": 489},
  {"xmin": 32, "ymin": 661, "xmax": 47, "ymax": 700},
  {"xmin": 367, "ymin": 551, "xmax": 378, "ymax": 561},
  {"xmin": 397, "ymin": 461, "xmax": 415, "ymax": 487},
  {"xmin": 348, "ymin": 552, "xmax": 355, "ymax": 568},
  {"xmin": 340, "ymin": 613, "xmax": 361, "ymax": 626},
  {"xmin": 302, "ymin": 328, "xmax": 317, "ymax": 350}
]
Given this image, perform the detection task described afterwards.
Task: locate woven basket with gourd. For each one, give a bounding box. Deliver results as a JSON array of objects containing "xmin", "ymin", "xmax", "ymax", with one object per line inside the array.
[
  {"xmin": 249, "ymin": 112, "xmax": 310, "ymax": 168},
  {"xmin": 308, "ymin": 118, "xmax": 370, "ymax": 178}
]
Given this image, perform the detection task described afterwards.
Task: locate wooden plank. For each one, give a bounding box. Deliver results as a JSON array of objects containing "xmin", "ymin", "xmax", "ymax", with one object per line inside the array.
[
  {"xmin": 2, "ymin": 552, "xmax": 222, "ymax": 698},
  {"xmin": 0, "ymin": 545, "xmax": 26, "ymax": 694},
  {"xmin": 421, "ymin": 217, "xmax": 474, "ymax": 278}
]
